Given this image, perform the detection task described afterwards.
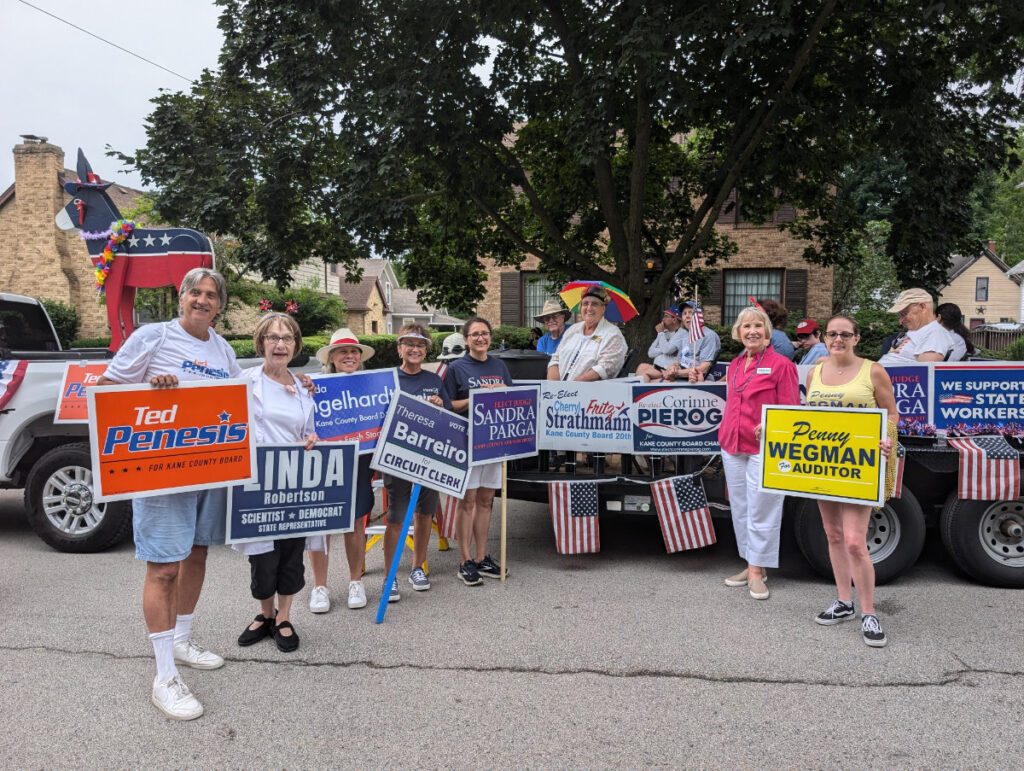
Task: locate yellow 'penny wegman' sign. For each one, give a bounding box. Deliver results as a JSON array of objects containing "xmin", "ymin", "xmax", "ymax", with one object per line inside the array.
[{"xmin": 758, "ymin": 405, "xmax": 887, "ymax": 506}]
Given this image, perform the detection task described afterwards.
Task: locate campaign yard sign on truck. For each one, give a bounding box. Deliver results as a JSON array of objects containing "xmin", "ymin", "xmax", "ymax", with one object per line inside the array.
[
  {"xmin": 87, "ymin": 379, "xmax": 256, "ymax": 502},
  {"xmin": 932, "ymin": 363, "xmax": 1024, "ymax": 434},
  {"xmin": 630, "ymin": 382, "xmax": 727, "ymax": 454},
  {"xmin": 469, "ymin": 385, "xmax": 539, "ymax": 465},
  {"xmin": 312, "ymin": 369, "xmax": 397, "ymax": 452},
  {"xmin": 537, "ymin": 380, "xmax": 633, "ymax": 453},
  {"xmin": 226, "ymin": 442, "xmax": 358, "ymax": 543},
  {"xmin": 371, "ymin": 392, "xmax": 471, "ymax": 497},
  {"xmin": 54, "ymin": 362, "xmax": 108, "ymax": 423}
]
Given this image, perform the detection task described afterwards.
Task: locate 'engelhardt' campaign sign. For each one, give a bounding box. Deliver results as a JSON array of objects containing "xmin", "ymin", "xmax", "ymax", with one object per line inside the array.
[
  {"xmin": 932, "ymin": 363, "xmax": 1024, "ymax": 433},
  {"xmin": 371, "ymin": 392, "xmax": 471, "ymax": 497},
  {"xmin": 86, "ymin": 379, "xmax": 256, "ymax": 502},
  {"xmin": 312, "ymin": 369, "xmax": 397, "ymax": 452},
  {"xmin": 226, "ymin": 442, "xmax": 358, "ymax": 543},
  {"xmin": 468, "ymin": 385, "xmax": 539, "ymax": 465},
  {"xmin": 537, "ymin": 380, "xmax": 633, "ymax": 452},
  {"xmin": 630, "ymin": 382, "xmax": 727, "ymax": 454},
  {"xmin": 54, "ymin": 362, "xmax": 108, "ymax": 424},
  {"xmin": 758, "ymin": 405, "xmax": 887, "ymax": 506}
]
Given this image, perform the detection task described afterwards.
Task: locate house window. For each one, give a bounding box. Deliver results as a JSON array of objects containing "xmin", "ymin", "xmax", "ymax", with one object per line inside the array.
[
  {"xmin": 523, "ymin": 273, "xmax": 559, "ymax": 326},
  {"xmin": 384, "ymin": 280, "xmax": 393, "ymax": 307},
  {"xmin": 723, "ymin": 269, "xmax": 783, "ymax": 323},
  {"xmin": 969, "ymin": 317, "xmax": 984, "ymax": 329},
  {"xmin": 371, "ymin": 320, "xmax": 378, "ymax": 334},
  {"xmin": 976, "ymin": 277, "xmax": 989, "ymax": 302}
]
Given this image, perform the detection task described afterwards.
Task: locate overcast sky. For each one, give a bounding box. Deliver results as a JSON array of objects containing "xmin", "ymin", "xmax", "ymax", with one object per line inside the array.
[{"xmin": 0, "ymin": 0, "xmax": 224, "ymax": 190}]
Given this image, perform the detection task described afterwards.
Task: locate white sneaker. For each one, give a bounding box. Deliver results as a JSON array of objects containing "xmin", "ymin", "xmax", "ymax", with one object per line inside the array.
[
  {"xmin": 347, "ymin": 580, "xmax": 367, "ymax": 609},
  {"xmin": 309, "ymin": 585, "xmax": 331, "ymax": 613},
  {"xmin": 173, "ymin": 639, "xmax": 224, "ymax": 670},
  {"xmin": 151, "ymin": 674, "xmax": 203, "ymax": 721}
]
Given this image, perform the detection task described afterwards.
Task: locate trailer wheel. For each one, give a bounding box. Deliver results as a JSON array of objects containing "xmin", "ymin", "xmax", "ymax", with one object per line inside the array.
[
  {"xmin": 792, "ymin": 489, "xmax": 926, "ymax": 585},
  {"xmin": 940, "ymin": 493, "xmax": 1024, "ymax": 588},
  {"xmin": 24, "ymin": 443, "xmax": 131, "ymax": 553}
]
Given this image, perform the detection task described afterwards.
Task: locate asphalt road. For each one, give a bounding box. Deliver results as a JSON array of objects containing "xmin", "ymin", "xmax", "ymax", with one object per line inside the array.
[{"xmin": 1, "ymin": 489, "xmax": 1021, "ymax": 768}]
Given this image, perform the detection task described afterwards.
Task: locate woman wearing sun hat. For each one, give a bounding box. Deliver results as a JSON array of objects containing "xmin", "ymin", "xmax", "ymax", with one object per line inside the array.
[
  {"xmin": 534, "ymin": 298, "xmax": 573, "ymax": 355},
  {"xmin": 546, "ymin": 285, "xmax": 627, "ymax": 381},
  {"xmin": 305, "ymin": 328, "xmax": 376, "ymax": 613}
]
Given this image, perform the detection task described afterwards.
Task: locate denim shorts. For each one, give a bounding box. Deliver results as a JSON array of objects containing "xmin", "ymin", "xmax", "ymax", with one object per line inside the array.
[{"xmin": 132, "ymin": 488, "xmax": 227, "ymax": 563}]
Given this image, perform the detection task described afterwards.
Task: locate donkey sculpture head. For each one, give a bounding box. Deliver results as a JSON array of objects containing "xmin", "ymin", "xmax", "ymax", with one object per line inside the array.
[{"xmin": 55, "ymin": 149, "xmax": 214, "ymax": 351}]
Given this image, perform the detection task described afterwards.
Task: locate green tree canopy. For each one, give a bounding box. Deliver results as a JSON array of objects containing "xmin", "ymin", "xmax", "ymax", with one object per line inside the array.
[{"xmin": 120, "ymin": 1, "xmax": 1024, "ymax": 339}]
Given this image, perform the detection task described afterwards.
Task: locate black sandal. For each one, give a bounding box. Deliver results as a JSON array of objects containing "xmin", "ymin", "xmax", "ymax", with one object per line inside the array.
[
  {"xmin": 238, "ymin": 613, "xmax": 274, "ymax": 646},
  {"xmin": 274, "ymin": 620, "xmax": 300, "ymax": 652}
]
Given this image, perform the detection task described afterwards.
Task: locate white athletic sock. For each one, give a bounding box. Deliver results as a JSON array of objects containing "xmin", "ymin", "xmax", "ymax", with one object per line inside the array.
[
  {"xmin": 149, "ymin": 629, "xmax": 177, "ymax": 683},
  {"xmin": 173, "ymin": 613, "xmax": 194, "ymax": 647}
]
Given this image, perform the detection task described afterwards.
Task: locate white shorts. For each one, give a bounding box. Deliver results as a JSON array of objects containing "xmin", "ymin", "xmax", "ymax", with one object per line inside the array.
[{"xmin": 467, "ymin": 462, "xmax": 502, "ymax": 490}]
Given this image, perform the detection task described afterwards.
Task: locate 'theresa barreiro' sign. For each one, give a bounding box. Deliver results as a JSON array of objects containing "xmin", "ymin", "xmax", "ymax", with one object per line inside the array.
[
  {"xmin": 371, "ymin": 392, "xmax": 471, "ymax": 498},
  {"xmin": 226, "ymin": 442, "xmax": 358, "ymax": 543},
  {"xmin": 311, "ymin": 369, "xmax": 397, "ymax": 453},
  {"xmin": 758, "ymin": 404, "xmax": 887, "ymax": 506},
  {"xmin": 630, "ymin": 382, "xmax": 727, "ymax": 454},
  {"xmin": 54, "ymin": 362, "xmax": 108, "ymax": 424},
  {"xmin": 469, "ymin": 385, "xmax": 539, "ymax": 465},
  {"xmin": 87, "ymin": 379, "xmax": 256, "ymax": 502},
  {"xmin": 537, "ymin": 380, "xmax": 633, "ymax": 452}
]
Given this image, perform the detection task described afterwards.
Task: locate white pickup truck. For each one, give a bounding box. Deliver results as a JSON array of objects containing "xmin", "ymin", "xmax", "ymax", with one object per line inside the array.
[{"xmin": 0, "ymin": 293, "xmax": 127, "ymax": 552}]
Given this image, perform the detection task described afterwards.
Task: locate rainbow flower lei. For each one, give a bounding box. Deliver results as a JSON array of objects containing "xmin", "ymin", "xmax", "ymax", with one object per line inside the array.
[{"xmin": 92, "ymin": 219, "xmax": 136, "ymax": 292}]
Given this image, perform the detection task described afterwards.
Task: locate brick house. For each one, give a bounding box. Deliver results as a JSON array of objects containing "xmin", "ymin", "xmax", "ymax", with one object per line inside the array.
[
  {"xmin": 480, "ymin": 197, "xmax": 833, "ymax": 329},
  {"xmin": 0, "ymin": 138, "xmax": 149, "ymax": 338},
  {"xmin": 938, "ymin": 241, "xmax": 1022, "ymax": 328}
]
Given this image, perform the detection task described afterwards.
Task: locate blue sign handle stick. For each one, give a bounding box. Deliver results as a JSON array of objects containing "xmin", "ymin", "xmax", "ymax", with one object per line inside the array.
[{"xmin": 375, "ymin": 483, "xmax": 421, "ymax": 623}]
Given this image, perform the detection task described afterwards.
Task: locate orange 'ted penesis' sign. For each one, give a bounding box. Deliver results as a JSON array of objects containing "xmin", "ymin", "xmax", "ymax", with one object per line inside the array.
[
  {"xmin": 55, "ymin": 362, "xmax": 109, "ymax": 423},
  {"xmin": 87, "ymin": 379, "xmax": 256, "ymax": 502}
]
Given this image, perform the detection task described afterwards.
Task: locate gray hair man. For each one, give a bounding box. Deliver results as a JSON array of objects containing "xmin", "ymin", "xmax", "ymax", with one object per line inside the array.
[{"xmin": 878, "ymin": 288, "xmax": 953, "ymax": 365}]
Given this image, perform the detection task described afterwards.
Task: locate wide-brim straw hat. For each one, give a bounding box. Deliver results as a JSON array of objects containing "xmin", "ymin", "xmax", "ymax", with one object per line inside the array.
[
  {"xmin": 535, "ymin": 298, "xmax": 572, "ymax": 322},
  {"xmin": 316, "ymin": 327, "xmax": 375, "ymax": 364}
]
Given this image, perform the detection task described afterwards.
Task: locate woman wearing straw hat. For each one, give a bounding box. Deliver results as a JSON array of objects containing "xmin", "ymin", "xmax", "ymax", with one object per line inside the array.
[
  {"xmin": 305, "ymin": 328, "xmax": 376, "ymax": 613},
  {"xmin": 546, "ymin": 285, "xmax": 628, "ymax": 381},
  {"xmin": 535, "ymin": 299, "xmax": 573, "ymax": 355}
]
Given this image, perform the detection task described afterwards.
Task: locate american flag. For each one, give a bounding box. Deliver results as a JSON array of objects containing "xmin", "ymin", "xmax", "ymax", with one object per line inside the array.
[
  {"xmin": 548, "ymin": 480, "xmax": 600, "ymax": 554},
  {"xmin": 0, "ymin": 359, "xmax": 27, "ymax": 410},
  {"xmin": 436, "ymin": 362, "xmax": 448, "ymax": 380},
  {"xmin": 651, "ymin": 475, "xmax": 716, "ymax": 552},
  {"xmin": 947, "ymin": 437, "xmax": 1021, "ymax": 501},
  {"xmin": 435, "ymin": 494, "xmax": 459, "ymax": 540},
  {"xmin": 892, "ymin": 443, "xmax": 905, "ymax": 500},
  {"xmin": 689, "ymin": 300, "xmax": 706, "ymax": 341}
]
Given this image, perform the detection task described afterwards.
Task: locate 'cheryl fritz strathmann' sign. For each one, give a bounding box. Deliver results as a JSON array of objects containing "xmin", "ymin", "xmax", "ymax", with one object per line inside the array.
[
  {"xmin": 469, "ymin": 385, "xmax": 539, "ymax": 465},
  {"xmin": 371, "ymin": 392, "xmax": 471, "ymax": 498},
  {"xmin": 537, "ymin": 380, "xmax": 633, "ymax": 452},
  {"xmin": 226, "ymin": 442, "xmax": 358, "ymax": 543}
]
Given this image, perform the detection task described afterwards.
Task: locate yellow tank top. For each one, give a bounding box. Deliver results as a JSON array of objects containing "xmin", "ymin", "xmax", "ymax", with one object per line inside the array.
[{"xmin": 806, "ymin": 359, "xmax": 877, "ymax": 408}]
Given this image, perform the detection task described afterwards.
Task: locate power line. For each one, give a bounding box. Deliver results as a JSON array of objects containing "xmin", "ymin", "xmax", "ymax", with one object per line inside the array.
[{"xmin": 16, "ymin": 0, "xmax": 195, "ymax": 84}]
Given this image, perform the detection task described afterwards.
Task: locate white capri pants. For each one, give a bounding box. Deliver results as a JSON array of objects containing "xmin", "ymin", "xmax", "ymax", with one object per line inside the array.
[{"xmin": 721, "ymin": 449, "xmax": 785, "ymax": 568}]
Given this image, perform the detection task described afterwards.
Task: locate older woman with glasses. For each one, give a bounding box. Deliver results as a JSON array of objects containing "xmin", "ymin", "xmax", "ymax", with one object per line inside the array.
[
  {"xmin": 546, "ymin": 285, "xmax": 627, "ymax": 381},
  {"xmin": 719, "ymin": 306, "xmax": 800, "ymax": 601},
  {"xmin": 805, "ymin": 315, "xmax": 897, "ymax": 647}
]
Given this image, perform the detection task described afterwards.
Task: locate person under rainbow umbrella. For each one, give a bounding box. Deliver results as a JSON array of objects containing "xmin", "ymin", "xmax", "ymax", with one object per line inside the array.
[
  {"xmin": 548, "ymin": 282, "xmax": 630, "ymax": 382},
  {"xmin": 558, "ymin": 280, "xmax": 638, "ymax": 324}
]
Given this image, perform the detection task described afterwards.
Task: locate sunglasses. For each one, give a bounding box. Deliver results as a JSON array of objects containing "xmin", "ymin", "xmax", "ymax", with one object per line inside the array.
[{"xmin": 442, "ymin": 345, "xmax": 466, "ymax": 356}]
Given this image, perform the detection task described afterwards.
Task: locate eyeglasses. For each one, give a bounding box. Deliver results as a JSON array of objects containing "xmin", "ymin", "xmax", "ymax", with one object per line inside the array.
[
  {"xmin": 400, "ymin": 341, "xmax": 428, "ymax": 350},
  {"xmin": 824, "ymin": 331, "xmax": 856, "ymax": 340},
  {"xmin": 897, "ymin": 304, "xmax": 919, "ymax": 319},
  {"xmin": 442, "ymin": 345, "xmax": 466, "ymax": 356},
  {"xmin": 264, "ymin": 335, "xmax": 295, "ymax": 345},
  {"xmin": 467, "ymin": 331, "xmax": 490, "ymax": 338},
  {"xmin": 580, "ymin": 300, "xmax": 604, "ymax": 308}
]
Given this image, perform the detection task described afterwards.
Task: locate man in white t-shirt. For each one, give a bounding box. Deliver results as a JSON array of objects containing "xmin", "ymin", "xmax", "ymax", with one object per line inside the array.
[
  {"xmin": 878, "ymin": 287, "xmax": 953, "ymax": 366},
  {"xmin": 636, "ymin": 305, "xmax": 686, "ymax": 381}
]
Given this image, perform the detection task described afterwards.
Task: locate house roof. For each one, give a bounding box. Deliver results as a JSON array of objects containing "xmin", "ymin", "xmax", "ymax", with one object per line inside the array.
[
  {"xmin": 337, "ymin": 275, "xmax": 386, "ymax": 312},
  {"xmin": 942, "ymin": 246, "xmax": 1022, "ymax": 289},
  {"xmin": 390, "ymin": 287, "xmax": 465, "ymax": 327},
  {"xmin": 0, "ymin": 167, "xmax": 152, "ymax": 221}
]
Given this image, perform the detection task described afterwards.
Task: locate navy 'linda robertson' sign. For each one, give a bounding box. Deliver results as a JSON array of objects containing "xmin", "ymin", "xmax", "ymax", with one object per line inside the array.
[
  {"xmin": 226, "ymin": 442, "xmax": 358, "ymax": 544},
  {"xmin": 371, "ymin": 392, "xmax": 471, "ymax": 498},
  {"xmin": 468, "ymin": 385, "xmax": 539, "ymax": 466},
  {"xmin": 311, "ymin": 369, "xmax": 397, "ymax": 453},
  {"xmin": 631, "ymin": 383, "xmax": 727, "ymax": 454}
]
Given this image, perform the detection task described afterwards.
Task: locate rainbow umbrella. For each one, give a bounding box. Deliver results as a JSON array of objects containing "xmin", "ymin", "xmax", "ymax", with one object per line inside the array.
[{"xmin": 558, "ymin": 280, "xmax": 638, "ymax": 324}]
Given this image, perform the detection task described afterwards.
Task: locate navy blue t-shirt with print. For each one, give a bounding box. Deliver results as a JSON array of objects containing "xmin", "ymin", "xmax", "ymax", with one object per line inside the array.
[
  {"xmin": 397, "ymin": 367, "xmax": 453, "ymax": 410},
  {"xmin": 441, "ymin": 354, "xmax": 513, "ymax": 403}
]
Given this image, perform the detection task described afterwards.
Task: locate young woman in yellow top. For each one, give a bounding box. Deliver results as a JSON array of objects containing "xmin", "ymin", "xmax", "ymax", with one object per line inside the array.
[{"xmin": 804, "ymin": 315, "xmax": 898, "ymax": 647}]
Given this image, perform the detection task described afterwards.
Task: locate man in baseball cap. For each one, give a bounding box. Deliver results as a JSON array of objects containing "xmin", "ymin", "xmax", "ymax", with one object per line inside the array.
[
  {"xmin": 636, "ymin": 304, "xmax": 686, "ymax": 381},
  {"xmin": 878, "ymin": 288, "xmax": 953, "ymax": 365},
  {"xmin": 794, "ymin": 318, "xmax": 829, "ymax": 366}
]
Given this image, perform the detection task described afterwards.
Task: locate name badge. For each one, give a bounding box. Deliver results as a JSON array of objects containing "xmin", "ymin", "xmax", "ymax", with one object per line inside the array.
[{"xmin": 756, "ymin": 367, "xmax": 772, "ymax": 374}]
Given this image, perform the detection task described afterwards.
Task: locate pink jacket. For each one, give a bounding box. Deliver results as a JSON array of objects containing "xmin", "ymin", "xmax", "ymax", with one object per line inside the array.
[{"xmin": 719, "ymin": 347, "xmax": 800, "ymax": 455}]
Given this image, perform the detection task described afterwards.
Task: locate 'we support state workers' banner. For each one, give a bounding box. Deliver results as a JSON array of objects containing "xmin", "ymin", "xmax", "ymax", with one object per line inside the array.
[
  {"xmin": 469, "ymin": 385, "xmax": 539, "ymax": 465},
  {"xmin": 311, "ymin": 369, "xmax": 397, "ymax": 453},
  {"xmin": 87, "ymin": 380, "xmax": 256, "ymax": 502},
  {"xmin": 226, "ymin": 442, "xmax": 358, "ymax": 543},
  {"xmin": 371, "ymin": 392, "xmax": 471, "ymax": 498},
  {"xmin": 758, "ymin": 405, "xmax": 887, "ymax": 506}
]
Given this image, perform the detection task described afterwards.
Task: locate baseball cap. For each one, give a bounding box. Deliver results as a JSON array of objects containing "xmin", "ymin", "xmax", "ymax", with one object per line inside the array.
[
  {"xmin": 888, "ymin": 288, "xmax": 933, "ymax": 313},
  {"xmin": 795, "ymin": 318, "xmax": 819, "ymax": 335},
  {"xmin": 663, "ymin": 305, "xmax": 682, "ymax": 319}
]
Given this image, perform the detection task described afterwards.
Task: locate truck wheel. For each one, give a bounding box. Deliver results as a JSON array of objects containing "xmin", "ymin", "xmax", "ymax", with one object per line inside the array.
[
  {"xmin": 792, "ymin": 489, "xmax": 926, "ymax": 584},
  {"xmin": 24, "ymin": 443, "xmax": 131, "ymax": 553},
  {"xmin": 940, "ymin": 493, "xmax": 1024, "ymax": 588}
]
